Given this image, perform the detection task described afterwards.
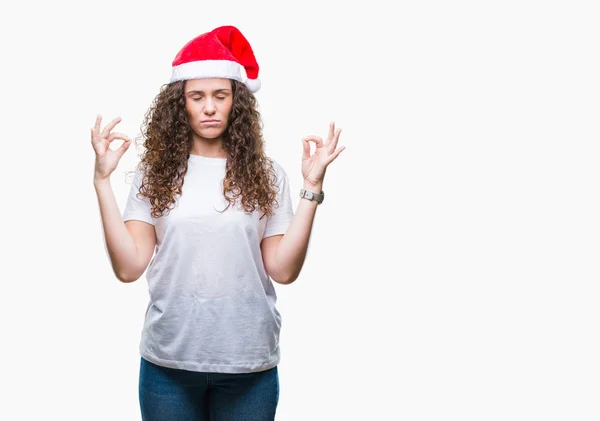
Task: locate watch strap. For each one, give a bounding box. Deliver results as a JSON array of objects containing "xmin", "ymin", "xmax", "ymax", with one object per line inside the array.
[{"xmin": 299, "ymin": 188, "xmax": 324, "ymax": 204}]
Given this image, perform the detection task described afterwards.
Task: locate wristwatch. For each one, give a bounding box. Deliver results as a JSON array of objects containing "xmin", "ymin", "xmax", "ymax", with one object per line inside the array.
[{"xmin": 299, "ymin": 188, "xmax": 324, "ymax": 204}]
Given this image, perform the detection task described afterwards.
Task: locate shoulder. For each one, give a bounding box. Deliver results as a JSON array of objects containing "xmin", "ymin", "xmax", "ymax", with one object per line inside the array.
[
  {"xmin": 266, "ymin": 157, "xmax": 289, "ymax": 183},
  {"xmin": 126, "ymin": 162, "xmax": 152, "ymax": 193}
]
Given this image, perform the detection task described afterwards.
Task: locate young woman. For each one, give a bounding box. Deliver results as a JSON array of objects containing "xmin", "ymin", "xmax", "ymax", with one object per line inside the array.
[{"xmin": 92, "ymin": 25, "xmax": 344, "ymax": 420}]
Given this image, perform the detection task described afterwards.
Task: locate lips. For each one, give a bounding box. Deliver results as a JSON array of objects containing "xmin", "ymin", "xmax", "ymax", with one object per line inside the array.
[{"xmin": 200, "ymin": 120, "xmax": 220, "ymax": 127}]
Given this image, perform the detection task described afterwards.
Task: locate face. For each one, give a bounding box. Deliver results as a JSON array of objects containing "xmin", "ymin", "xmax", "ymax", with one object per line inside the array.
[{"xmin": 184, "ymin": 78, "xmax": 233, "ymax": 142}]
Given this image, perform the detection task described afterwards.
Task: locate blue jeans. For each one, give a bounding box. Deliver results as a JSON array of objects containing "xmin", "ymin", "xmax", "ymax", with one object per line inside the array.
[{"xmin": 138, "ymin": 357, "xmax": 279, "ymax": 421}]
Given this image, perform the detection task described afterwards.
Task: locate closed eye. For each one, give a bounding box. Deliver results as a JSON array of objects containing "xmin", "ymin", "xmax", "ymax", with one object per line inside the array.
[{"xmin": 192, "ymin": 96, "xmax": 226, "ymax": 101}]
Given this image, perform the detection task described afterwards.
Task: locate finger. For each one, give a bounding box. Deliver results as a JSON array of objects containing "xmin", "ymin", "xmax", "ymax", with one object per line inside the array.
[
  {"xmin": 328, "ymin": 121, "xmax": 335, "ymax": 141},
  {"xmin": 93, "ymin": 114, "xmax": 102, "ymax": 134},
  {"xmin": 107, "ymin": 132, "xmax": 131, "ymax": 143},
  {"xmin": 304, "ymin": 135, "xmax": 324, "ymax": 148},
  {"xmin": 328, "ymin": 128, "xmax": 342, "ymax": 154},
  {"xmin": 302, "ymin": 138, "xmax": 311, "ymax": 160},
  {"xmin": 327, "ymin": 145, "xmax": 346, "ymax": 164},
  {"xmin": 101, "ymin": 116, "xmax": 122, "ymax": 138},
  {"xmin": 90, "ymin": 127, "xmax": 105, "ymax": 144}
]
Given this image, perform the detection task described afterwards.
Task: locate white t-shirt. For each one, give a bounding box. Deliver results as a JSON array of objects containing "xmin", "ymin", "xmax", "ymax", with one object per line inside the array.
[{"xmin": 122, "ymin": 154, "xmax": 295, "ymax": 373}]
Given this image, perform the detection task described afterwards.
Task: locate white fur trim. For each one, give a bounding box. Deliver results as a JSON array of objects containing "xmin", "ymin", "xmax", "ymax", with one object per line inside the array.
[{"xmin": 170, "ymin": 60, "xmax": 260, "ymax": 92}]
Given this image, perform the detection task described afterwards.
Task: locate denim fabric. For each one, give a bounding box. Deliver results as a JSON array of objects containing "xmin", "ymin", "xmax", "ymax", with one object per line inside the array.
[{"xmin": 138, "ymin": 357, "xmax": 279, "ymax": 421}]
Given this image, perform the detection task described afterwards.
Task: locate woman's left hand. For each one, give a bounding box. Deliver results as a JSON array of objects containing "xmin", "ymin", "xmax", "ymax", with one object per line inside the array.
[{"xmin": 302, "ymin": 122, "xmax": 345, "ymax": 188}]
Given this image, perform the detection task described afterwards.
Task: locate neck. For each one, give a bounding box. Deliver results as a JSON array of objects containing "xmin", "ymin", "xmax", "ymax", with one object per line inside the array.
[{"xmin": 190, "ymin": 135, "xmax": 228, "ymax": 158}]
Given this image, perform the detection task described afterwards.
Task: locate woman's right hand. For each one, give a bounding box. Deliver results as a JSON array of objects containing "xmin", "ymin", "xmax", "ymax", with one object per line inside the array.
[{"xmin": 91, "ymin": 114, "xmax": 132, "ymax": 182}]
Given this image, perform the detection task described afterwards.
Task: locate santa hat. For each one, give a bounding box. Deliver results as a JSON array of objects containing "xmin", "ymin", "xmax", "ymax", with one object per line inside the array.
[{"xmin": 169, "ymin": 25, "xmax": 261, "ymax": 93}]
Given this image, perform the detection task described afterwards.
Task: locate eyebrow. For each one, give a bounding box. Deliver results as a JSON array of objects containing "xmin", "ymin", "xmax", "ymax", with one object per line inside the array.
[{"xmin": 186, "ymin": 89, "xmax": 231, "ymax": 95}]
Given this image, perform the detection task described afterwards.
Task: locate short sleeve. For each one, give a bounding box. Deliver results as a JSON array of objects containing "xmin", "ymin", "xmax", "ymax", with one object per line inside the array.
[
  {"xmin": 122, "ymin": 165, "xmax": 155, "ymax": 226},
  {"xmin": 263, "ymin": 162, "xmax": 295, "ymax": 239}
]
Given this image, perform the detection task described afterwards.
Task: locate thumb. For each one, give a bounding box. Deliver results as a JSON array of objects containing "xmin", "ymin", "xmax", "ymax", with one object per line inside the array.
[{"xmin": 117, "ymin": 139, "xmax": 131, "ymax": 158}]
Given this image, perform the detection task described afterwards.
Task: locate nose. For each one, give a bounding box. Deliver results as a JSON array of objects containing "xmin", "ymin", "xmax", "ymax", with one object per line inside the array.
[{"xmin": 203, "ymin": 98, "xmax": 216, "ymax": 115}]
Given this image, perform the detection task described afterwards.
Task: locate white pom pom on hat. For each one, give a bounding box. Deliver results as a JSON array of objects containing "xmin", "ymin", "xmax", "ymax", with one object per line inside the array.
[{"xmin": 170, "ymin": 25, "xmax": 261, "ymax": 93}]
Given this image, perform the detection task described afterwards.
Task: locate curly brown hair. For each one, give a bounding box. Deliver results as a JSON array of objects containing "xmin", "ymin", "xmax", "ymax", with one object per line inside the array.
[{"xmin": 129, "ymin": 79, "xmax": 279, "ymax": 220}]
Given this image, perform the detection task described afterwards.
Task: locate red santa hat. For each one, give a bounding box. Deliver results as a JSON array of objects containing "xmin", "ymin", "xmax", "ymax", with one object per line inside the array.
[{"xmin": 169, "ymin": 25, "xmax": 261, "ymax": 93}]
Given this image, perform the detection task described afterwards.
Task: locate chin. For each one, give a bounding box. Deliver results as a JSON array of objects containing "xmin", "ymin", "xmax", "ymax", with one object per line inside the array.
[{"xmin": 197, "ymin": 128, "xmax": 225, "ymax": 139}]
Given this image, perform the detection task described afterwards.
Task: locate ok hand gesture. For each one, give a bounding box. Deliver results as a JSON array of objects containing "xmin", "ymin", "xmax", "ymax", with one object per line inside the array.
[
  {"xmin": 91, "ymin": 115, "xmax": 132, "ymax": 181},
  {"xmin": 302, "ymin": 122, "xmax": 345, "ymax": 188}
]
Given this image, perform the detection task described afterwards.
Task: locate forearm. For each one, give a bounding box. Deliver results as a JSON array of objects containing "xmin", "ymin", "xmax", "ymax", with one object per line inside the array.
[
  {"xmin": 274, "ymin": 181, "xmax": 323, "ymax": 284},
  {"xmin": 94, "ymin": 178, "xmax": 140, "ymax": 282}
]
